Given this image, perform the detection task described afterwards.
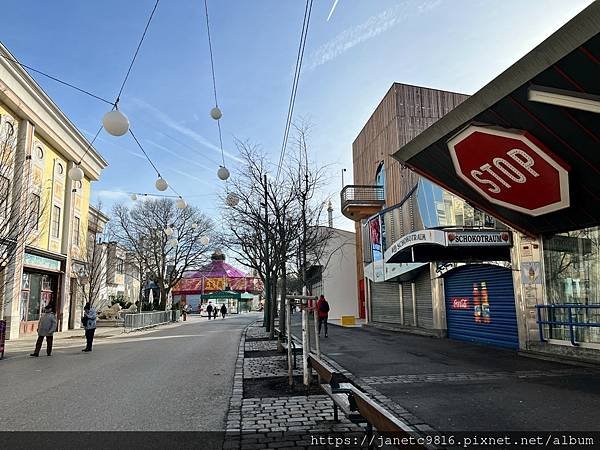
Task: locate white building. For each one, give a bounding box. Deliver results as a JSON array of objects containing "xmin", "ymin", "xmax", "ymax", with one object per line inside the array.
[{"xmin": 307, "ymin": 226, "xmax": 359, "ymax": 322}]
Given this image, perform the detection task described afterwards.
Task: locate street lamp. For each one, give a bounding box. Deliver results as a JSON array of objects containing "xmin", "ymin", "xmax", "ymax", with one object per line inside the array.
[
  {"xmin": 210, "ymin": 107, "xmax": 222, "ymax": 120},
  {"xmin": 69, "ymin": 165, "xmax": 84, "ymax": 181},
  {"xmin": 225, "ymin": 192, "xmax": 239, "ymax": 207},
  {"xmin": 155, "ymin": 176, "xmax": 168, "ymax": 191},
  {"xmin": 176, "ymin": 197, "xmax": 187, "ymax": 209}
]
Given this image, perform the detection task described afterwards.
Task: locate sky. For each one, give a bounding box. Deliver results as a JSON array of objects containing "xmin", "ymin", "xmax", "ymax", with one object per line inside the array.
[{"xmin": 0, "ymin": 0, "xmax": 594, "ymax": 233}]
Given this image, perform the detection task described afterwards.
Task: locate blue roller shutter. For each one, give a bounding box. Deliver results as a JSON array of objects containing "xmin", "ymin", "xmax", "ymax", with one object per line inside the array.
[{"xmin": 444, "ymin": 264, "xmax": 518, "ymax": 349}]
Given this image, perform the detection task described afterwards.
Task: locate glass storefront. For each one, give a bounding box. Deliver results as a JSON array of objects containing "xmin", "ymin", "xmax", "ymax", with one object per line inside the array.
[
  {"xmin": 20, "ymin": 271, "xmax": 58, "ymax": 334},
  {"xmin": 543, "ymin": 226, "xmax": 600, "ymax": 344}
]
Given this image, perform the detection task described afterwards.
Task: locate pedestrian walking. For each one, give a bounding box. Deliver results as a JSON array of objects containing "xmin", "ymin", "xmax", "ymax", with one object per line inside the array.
[
  {"xmin": 213, "ymin": 305, "xmax": 218, "ymax": 320},
  {"xmin": 182, "ymin": 303, "xmax": 189, "ymax": 321},
  {"xmin": 316, "ymin": 295, "xmax": 330, "ymax": 338},
  {"xmin": 220, "ymin": 303, "xmax": 227, "ymax": 319},
  {"xmin": 82, "ymin": 302, "xmax": 97, "ymax": 352},
  {"xmin": 206, "ymin": 302, "xmax": 213, "ymax": 320},
  {"xmin": 30, "ymin": 305, "xmax": 57, "ymax": 357}
]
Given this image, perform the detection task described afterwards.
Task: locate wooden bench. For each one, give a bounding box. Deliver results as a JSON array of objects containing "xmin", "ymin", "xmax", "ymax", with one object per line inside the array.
[
  {"xmin": 275, "ymin": 327, "xmax": 301, "ymax": 369},
  {"xmin": 308, "ymin": 353, "xmax": 426, "ymax": 449},
  {"xmin": 307, "ymin": 353, "xmax": 363, "ymax": 423}
]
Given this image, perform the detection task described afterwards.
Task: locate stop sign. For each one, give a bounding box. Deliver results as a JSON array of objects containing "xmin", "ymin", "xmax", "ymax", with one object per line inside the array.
[{"xmin": 447, "ymin": 124, "xmax": 570, "ymax": 216}]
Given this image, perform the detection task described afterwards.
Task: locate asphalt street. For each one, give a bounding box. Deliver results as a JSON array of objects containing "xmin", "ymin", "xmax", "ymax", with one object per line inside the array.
[
  {"xmin": 291, "ymin": 317, "xmax": 600, "ymax": 431},
  {"xmin": 0, "ymin": 313, "xmax": 258, "ymax": 431}
]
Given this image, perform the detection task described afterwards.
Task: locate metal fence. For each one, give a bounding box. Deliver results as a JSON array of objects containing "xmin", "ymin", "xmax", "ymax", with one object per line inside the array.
[
  {"xmin": 124, "ymin": 311, "xmax": 180, "ymax": 332},
  {"xmin": 536, "ymin": 304, "xmax": 600, "ymax": 346}
]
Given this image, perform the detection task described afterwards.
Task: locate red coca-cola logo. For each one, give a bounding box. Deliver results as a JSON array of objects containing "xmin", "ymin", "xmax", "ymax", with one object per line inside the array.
[
  {"xmin": 501, "ymin": 232, "xmax": 509, "ymax": 242},
  {"xmin": 448, "ymin": 233, "xmax": 456, "ymax": 242},
  {"xmin": 451, "ymin": 297, "xmax": 469, "ymax": 309}
]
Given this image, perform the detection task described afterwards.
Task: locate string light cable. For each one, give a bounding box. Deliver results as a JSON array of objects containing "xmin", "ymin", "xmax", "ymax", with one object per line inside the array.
[{"xmin": 275, "ymin": 0, "xmax": 314, "ymax": 182}]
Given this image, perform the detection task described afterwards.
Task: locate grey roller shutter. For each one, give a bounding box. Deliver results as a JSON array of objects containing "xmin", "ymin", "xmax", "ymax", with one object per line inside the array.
[
  {"xmin": 371, "ymin": 281, "xmax": 401, "ymax": 324},
  {"xmin": 415, "ymin": 269, "xmax": 433, "ymax": 329},
  {"xmin": 402, "ymin": 282, "xmax": 413, "ymax": 326}
]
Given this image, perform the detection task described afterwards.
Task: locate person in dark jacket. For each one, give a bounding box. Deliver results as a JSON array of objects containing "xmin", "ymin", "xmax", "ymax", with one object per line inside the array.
[
  {"xmin": 220, "ymin": 303, "xmax": 227, "ymax": 319},
  {"xmin": 82, "ymin": 302, "xmax": 97, "ymax": 352},
  {"xmin": 316, "ymin": 295, "xmax": 330, "ymax": 338},
  {"xmin": 30, "ymin": 305, "xmax": 57, "ymax": 357},
  {"xmin": 213, "ymin": 305, "xmax": 218, "ymax": 320},
  {"xmin": 206, "ymin": 302, "xmax": 213, "ymax": 320}
]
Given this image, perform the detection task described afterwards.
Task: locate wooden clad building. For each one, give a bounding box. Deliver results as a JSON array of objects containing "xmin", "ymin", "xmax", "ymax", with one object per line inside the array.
[{"xmin": 351, "ymin": 83, "xmax": 468, "ymax": 318}]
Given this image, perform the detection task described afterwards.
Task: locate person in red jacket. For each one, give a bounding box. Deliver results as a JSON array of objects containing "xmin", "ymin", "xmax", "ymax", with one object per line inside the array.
[{"xmin": 316, "ymin": 295, "xmax": 330, "ymax": 338}]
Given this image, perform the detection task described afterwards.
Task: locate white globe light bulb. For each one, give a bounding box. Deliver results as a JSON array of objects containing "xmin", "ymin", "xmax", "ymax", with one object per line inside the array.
[
  {"xmin": 191, "ymin": 223, "xmax": 198, "ymax": 230},
  {"xmin": 226, "ymin": 192, "xmax": 240, "ymax": 207},
  {"xmin": 176, "ymin": 198, "xmax": 187, "ymax": 209},
  {"xmin": 200, "ymin": 236, "xmax": 210, "ymax": 246},
  {"xmin": 102, "ymin": 110, "xmax": 130, "ymax": 136},
  {"xmin": 217, "ymin": 166, "xmax": 230, "ymax": 181},
  {"xmin": 130, "ymin": 193, "xmax": 137, "ymax": 201},
  {"xmin": 164, "ymin": 227, "xmax": 174, "ymax": 236},
  {"xmin": 210, "ymin": 107, "xmax": 222, "ymax": 120},
  {"xmin": 155, "ymin": 177, "xmax": 168, "ymax": 191},
  {"xmin": 68, "ymin": 166, "xmax": 84, "ymax": 181}
]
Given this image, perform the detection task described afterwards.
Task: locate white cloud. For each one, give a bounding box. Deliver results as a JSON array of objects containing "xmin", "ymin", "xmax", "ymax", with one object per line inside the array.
[
  {"xmin": 167, "ymin": 167, "xmax": 213, "ymax": 186},
  {"xmin": 129, "ymin": 98, "xmax": 244, "ymax": 164},
  {"xmin": 306, "ymin": 0, "xmax": 442, "ymax": 71}
]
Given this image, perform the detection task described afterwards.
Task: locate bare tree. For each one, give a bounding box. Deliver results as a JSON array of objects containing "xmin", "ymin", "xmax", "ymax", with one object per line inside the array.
[
  {"xmin": 111, "ymin": 198, "xmax": 213, "ymax": 310},
  {"xmin": 0, "ymin": 116, "xmax": 46, "ymax": 320},
  {"xmin": 77, "ymin": 204, "xmax": 110, "ymax": 310},
  {"xmin": 221, "ymin": 121, "xmax": 333, "ymax": 335}
]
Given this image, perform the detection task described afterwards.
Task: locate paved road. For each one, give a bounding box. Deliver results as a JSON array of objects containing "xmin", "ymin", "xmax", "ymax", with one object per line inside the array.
[
  {"xmin": 292, "ymin": 318, "xmax": 600, "ymax": 431},
  {"xmin": 0, "ymin": 313, "xmax": 258, "ymax": 431}
]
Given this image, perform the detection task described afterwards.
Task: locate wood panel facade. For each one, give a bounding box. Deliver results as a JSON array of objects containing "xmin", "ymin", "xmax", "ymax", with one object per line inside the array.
[{"xmin": 351, "ymin": 83, "xmax": 468, "ymax": 305}]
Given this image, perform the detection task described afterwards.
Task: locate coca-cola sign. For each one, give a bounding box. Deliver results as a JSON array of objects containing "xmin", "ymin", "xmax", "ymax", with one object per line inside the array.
[{"xmin": 450, "ymin": 297, "xmax": 470, "ymax": 310}]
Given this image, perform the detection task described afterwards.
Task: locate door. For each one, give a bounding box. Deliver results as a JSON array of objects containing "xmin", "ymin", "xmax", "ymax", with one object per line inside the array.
[
  {"xmin": 20, "ymin": 273, "xmax": 58, "ymax": 335},
  {"xmin": 444, "ymin": 264, "xmax": 518, "ymax": 349},
  {"xmin": 370, "ymin": 281, "xmax": 402, "ymax": 324}
]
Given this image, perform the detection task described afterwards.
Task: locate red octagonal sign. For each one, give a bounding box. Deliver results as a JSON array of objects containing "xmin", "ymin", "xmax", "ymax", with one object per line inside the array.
[{"xmin": 447, "ymin": 124, "xmax": 570, "ymax": 216}]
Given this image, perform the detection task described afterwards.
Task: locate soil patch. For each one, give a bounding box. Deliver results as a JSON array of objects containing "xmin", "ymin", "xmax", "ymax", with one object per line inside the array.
[
  {"xmin": 244, "ymin": 337, "xmax": 274, "ymax": 342},
  {"xmin": 245, "ymin": 350, "xmax": 280, "ymax": 358},
  {"xmin": 244, "ymin": 376, "xmax": 322, "ymax": 398}
]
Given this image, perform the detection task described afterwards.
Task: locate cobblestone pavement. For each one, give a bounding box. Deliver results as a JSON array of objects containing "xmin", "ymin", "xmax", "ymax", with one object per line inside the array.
[
  {"xmin": 224, "ymin": 321, "xmax": 433, "ymax": 449},
  {"xmin": 244, "ymin": 340, "xmax": 278, "ymax": 352},
  {"xmin": 244, "ymin": 355, "xmax": 303, "ymax": 379},
  {"xmin": 245, "ymin": 326, "xmax": 271, "ymax": 340},
  {"xmin": 361, "ymin": 367, "xmax": 596, "ymax": 385}
]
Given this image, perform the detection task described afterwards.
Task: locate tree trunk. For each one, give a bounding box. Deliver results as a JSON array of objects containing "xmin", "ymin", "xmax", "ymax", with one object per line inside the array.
[
  {"xmin": 269, "ymin": 275, "xmax": 277, "ymax": 338},
  {"xmin": 279, "ymin": 264, "xmax": 287, "ymax": 335},
  {"xmin": 159, "ymin": 286, "xmax": 167, "ymax": 311}
]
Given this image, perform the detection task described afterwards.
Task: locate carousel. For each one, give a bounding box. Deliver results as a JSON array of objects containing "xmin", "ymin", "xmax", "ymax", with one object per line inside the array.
[{"xmin": 172, "ymin": 251, "xmax": 263, "ymax": 314}]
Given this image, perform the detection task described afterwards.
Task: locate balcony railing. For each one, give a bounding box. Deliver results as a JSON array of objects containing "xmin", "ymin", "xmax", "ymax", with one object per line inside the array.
[
  {"xmin": 341, "ymin": 185, "xmax": 385, "ymax": 204},
  {"xmin": 340, "ymin": 185, "xmax": 385, "ymax": 220}
]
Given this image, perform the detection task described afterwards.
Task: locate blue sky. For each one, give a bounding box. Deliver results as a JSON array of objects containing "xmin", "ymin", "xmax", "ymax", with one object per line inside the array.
[{"xmin": 0, "ymin": 0, "xmax": 593, "ymax": 230}]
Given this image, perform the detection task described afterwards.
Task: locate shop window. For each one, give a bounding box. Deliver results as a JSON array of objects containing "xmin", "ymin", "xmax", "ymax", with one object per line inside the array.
[
  {"xmin": 51, "ymin": 205, "xmax": 61, "ymax": 238},
  {"xmin": 543, "ymin": 226, "xmax": 600, "ymax": 344}
]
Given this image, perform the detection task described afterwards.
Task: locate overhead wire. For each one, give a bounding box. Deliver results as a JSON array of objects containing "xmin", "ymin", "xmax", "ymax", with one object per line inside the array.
[
  {"xmin": 203, "ymin": 0, "xmax": 226, "ymax": 167},
  {"xmin": 275, "ymin": 0, "xmax": 314, "ymax": 182}
]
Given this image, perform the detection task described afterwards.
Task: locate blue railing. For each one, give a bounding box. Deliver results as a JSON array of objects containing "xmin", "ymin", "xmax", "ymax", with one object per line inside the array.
[{"xmin": 536, "ymin": 304, "xmax": 600, "ymax": 346}]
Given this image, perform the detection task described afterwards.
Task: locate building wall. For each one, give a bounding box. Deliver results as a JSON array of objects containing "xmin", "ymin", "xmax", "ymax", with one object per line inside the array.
[{"xmin": 319, "ymin": 228, "xmax": 359, "ymax": 320}]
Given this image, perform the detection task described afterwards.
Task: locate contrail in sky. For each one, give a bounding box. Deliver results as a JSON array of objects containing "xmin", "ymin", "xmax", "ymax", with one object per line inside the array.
[{"xmin": 326, "ymin": 0, "xmax": 340, "ymax": 21}]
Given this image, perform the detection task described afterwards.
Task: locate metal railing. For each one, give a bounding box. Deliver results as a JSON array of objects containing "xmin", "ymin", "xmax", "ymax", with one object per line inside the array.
[
  {"xmin": 124, "ymin": 311, "xmax": 178, "ymax": 332},
  {"xmin": 536, "ymin": 304, "xmax": 600, "ymax": 346},
  {"xmin": 341, "ymin": 185, "xmax": 385, "ymax": 205}
]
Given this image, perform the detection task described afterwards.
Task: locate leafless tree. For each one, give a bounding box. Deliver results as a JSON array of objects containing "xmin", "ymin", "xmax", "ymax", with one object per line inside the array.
[
  {"xmin": 77, "ymin": 204, "xmax": 110, "ymax": 310},
  {"xmin": 221, "ymin": 121, "xmax": 333, "ymax": 335},
  {"xmin": 0, "ymin": 116, "xmax": 47, "ymax": 320},
  {"xmin": 111, "ymin": 198, "xmax": 213, "ymax": 310}
]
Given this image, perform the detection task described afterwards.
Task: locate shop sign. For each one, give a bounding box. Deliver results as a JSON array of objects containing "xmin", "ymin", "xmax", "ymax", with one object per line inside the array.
[
  {"xmin": 447, "ymin": 124, "xmax": 570, "ymax": 216},
  {"xmin": 447, "ymin": 231, "xmax": 511, "ymax": 246},
  {"xmin": 450, "ymin": 297, "xmax": 470, "ymax": 310},
  {"xmin": 384, "ymin": 230, "xmax": 446, "ymax": 262},
  {"xmin": 24, "ymin": 253, "xmax": 61, "ymax": 271}
]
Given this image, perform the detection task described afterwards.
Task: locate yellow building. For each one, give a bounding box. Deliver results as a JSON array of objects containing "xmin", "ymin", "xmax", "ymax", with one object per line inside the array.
[{"xmin": 0, "ymin": 42, "xmax": 107, "ymax": 339}]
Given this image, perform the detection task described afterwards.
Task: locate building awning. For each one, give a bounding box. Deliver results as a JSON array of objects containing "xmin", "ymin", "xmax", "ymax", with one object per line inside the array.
[
  {"xmin": 384, "ymin": 229, "xmax": 512, "ymax": 264},
  {"xmin": 201, "ymin": 290, "xmax": 241, "ymax": 300},
  {"xmin": 392, "ymin": 2, "xmax": 600, "ymax": 236}
]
